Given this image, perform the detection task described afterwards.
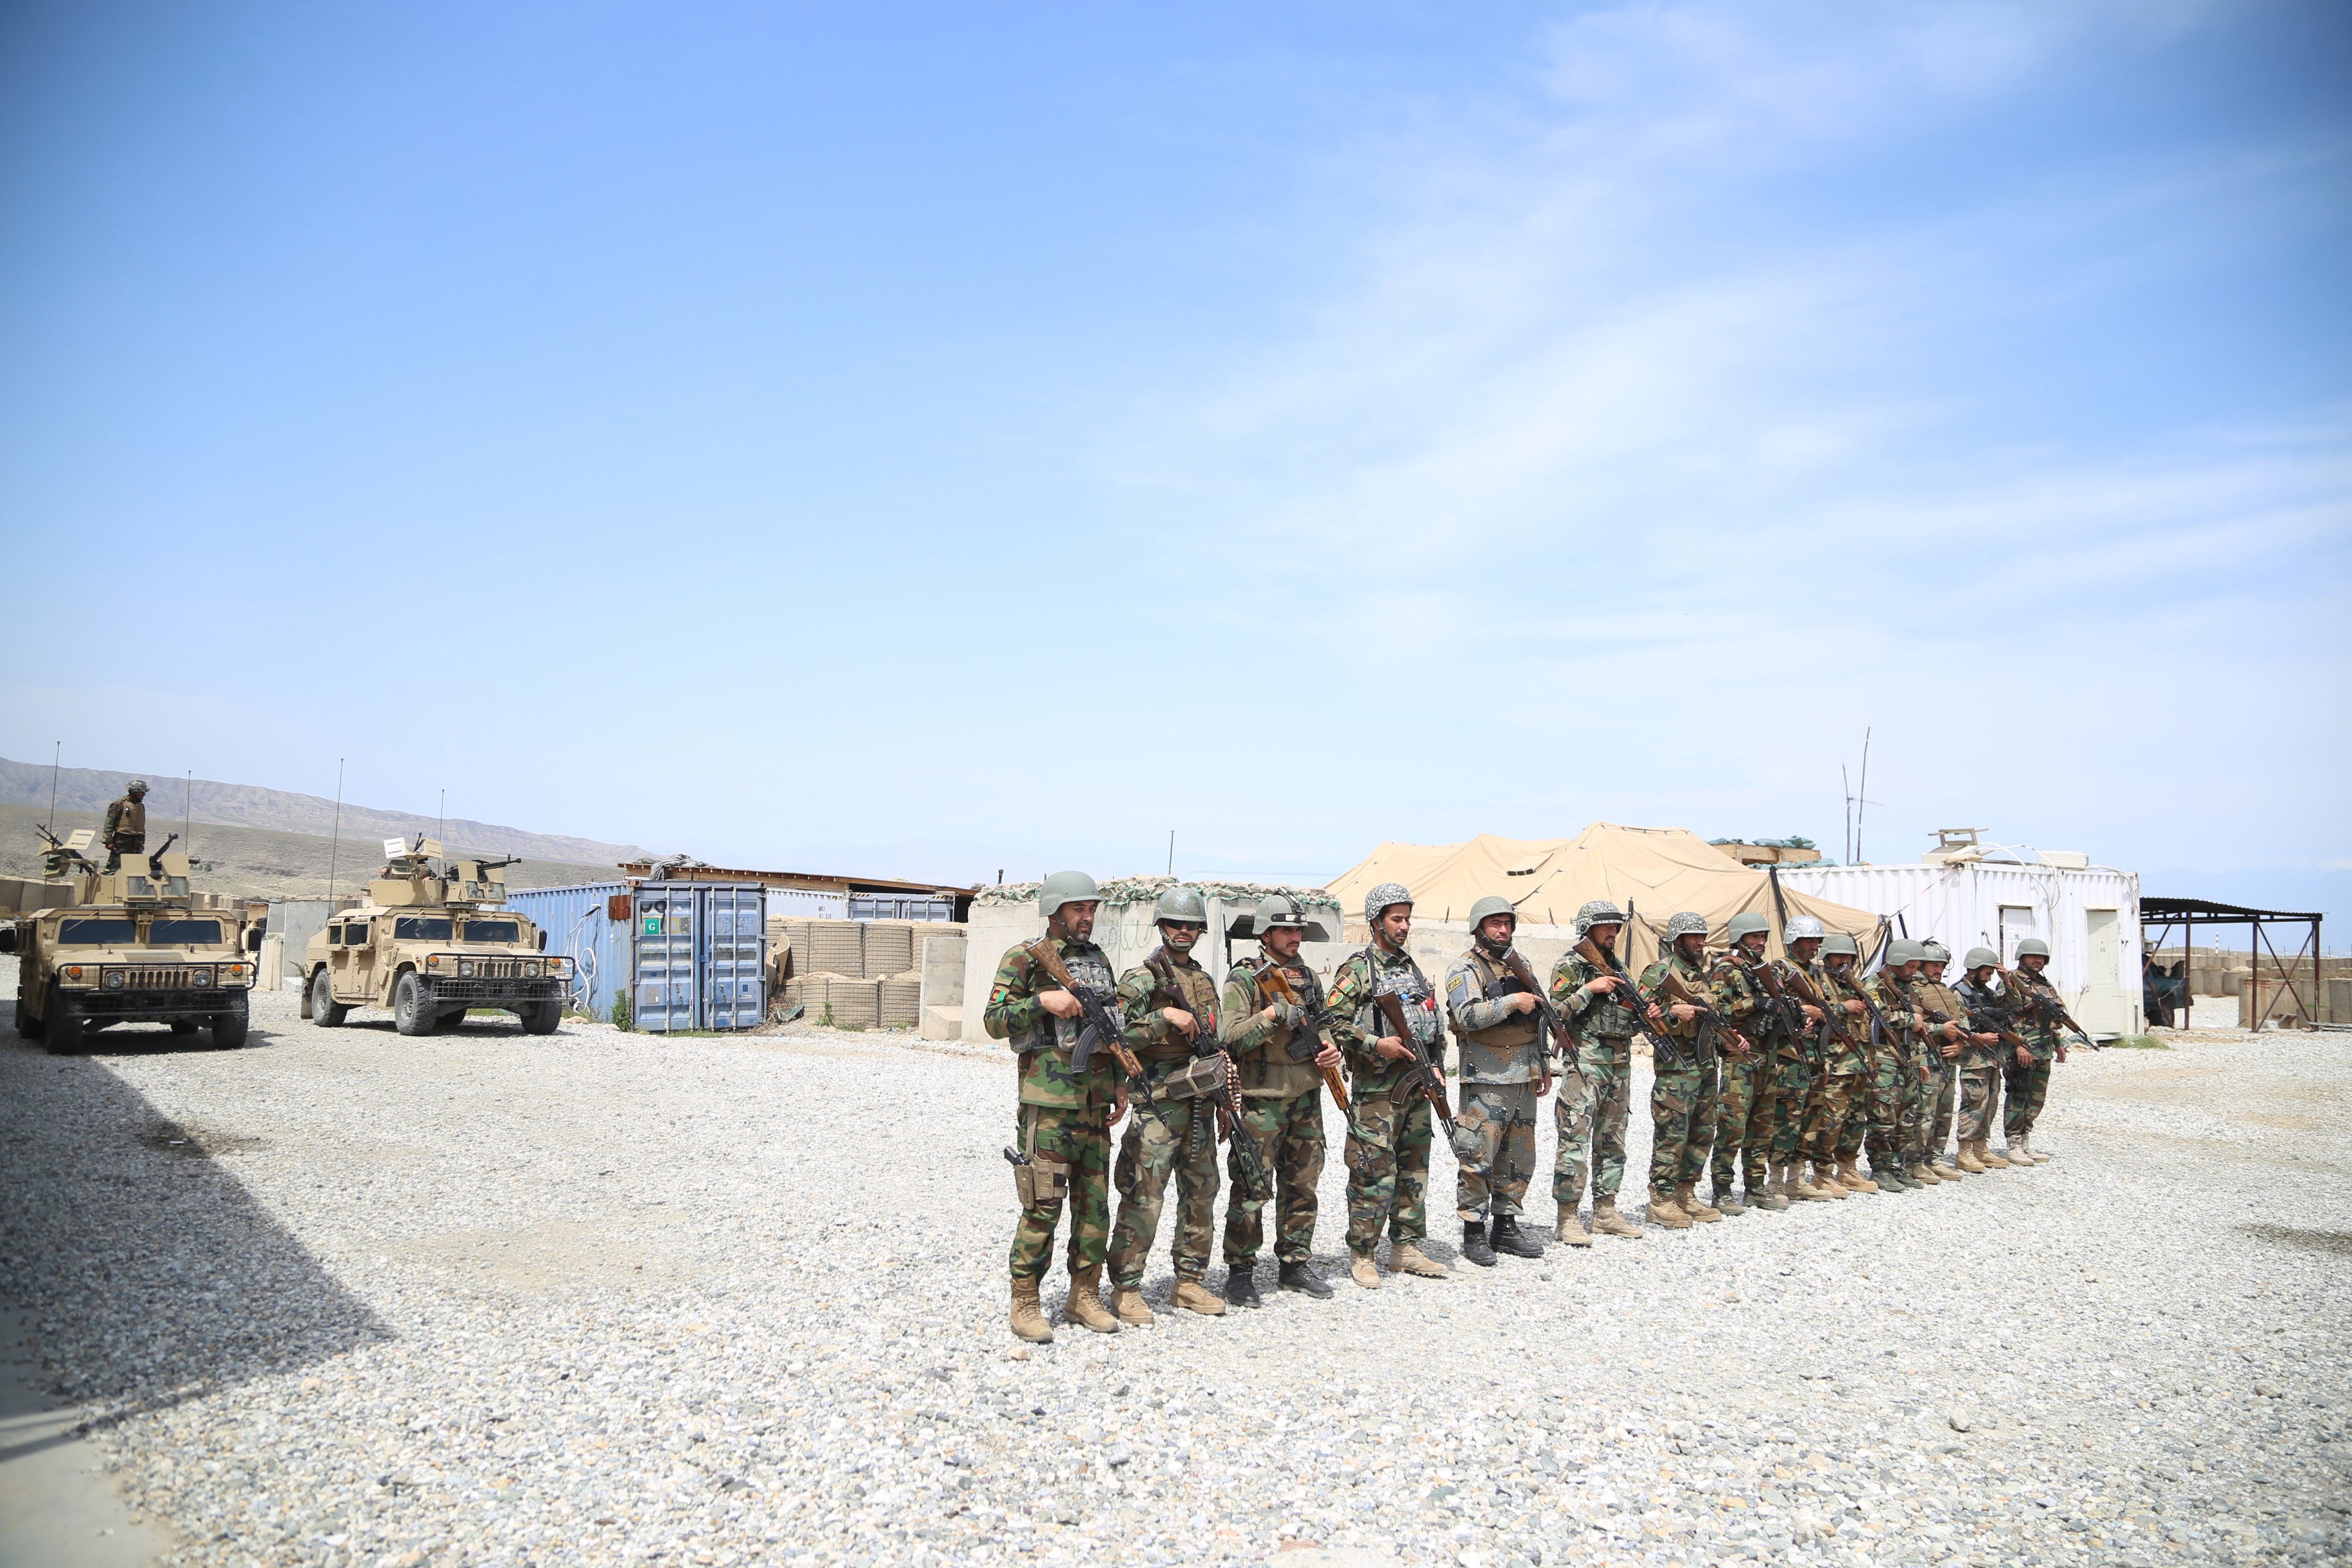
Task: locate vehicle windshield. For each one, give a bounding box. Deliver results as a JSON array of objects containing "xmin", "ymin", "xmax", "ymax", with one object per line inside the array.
[
  {"xmin": 460, "ymin": 920, "xmax": 521, "ymax": 944},
  {"xmin": 394, "ymin": 916, "xmax": 455, "ymax": 941},
  {"xmin": 59, "ymin": 917, "xmax": 137, "ymax": 945},
  {"xmin": 148, "ymin": 919, "xmax": 223, "ymax": 945}
]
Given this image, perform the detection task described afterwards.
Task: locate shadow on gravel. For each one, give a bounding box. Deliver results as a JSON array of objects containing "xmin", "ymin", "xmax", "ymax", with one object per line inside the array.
[
  {"xmin": 0, "ymin": 1017, "xmax": 389, "ymax": 1451},
  {"xmin": 2242, "ymin": 1223, "xmax": 2352, "ymax": 1259}
]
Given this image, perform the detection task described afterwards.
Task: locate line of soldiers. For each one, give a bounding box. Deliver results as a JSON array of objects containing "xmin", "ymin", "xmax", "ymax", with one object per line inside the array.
[{"xmin": 986, "ymin": 874, "xmax": 2082, "ymax": 1342}]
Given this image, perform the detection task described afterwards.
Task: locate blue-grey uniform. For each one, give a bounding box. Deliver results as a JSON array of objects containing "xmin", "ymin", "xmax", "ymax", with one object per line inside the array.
[{"xmin": 1444, "ymin": 944, "xmax": 1549, "ymax": 1224}]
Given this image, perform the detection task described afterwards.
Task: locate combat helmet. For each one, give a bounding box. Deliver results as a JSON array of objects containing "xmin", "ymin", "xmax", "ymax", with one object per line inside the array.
[
  {"xmin": 1725, "ymin": 911, "xmax": 1772, "ymax": 944},
  {"xmin": 1038, "ymin": 870, "xmax": 1101, "ymax": 921},
  {"xmin": 1363, "ymin": 881, "xmax": 1413, "ymax": 927},
  {"xmin": 1919, "ymin": 939, "xmax": 1951, "ymax": 964},
  {"xmin": 1467, "ymin": 894, "xmax": 1516, "ymax": 928},
  {"xmin": 1822, "ymin": 932, "xmax": 1859, "ymax": 957},
  {"xmin": 1572, "ymin": 899, "xmax": 1627, "ymax": 939},
  {"xmin": 1665, "ymin": 911, "xmax": 1709, "ymax": 942},
  {"xmin": 125, "ymin": 778, "xmax": 150, "ymax": 794},
  {"xmin": 1153, "ymin": 886, "xmax": 1208, "ymax": 927},
  {"xmin": 1228, "ymin": 890, "xmax": 1333, "ymax": 943},
  {"xmin": 1963, "ymin": 945, "xmax": 2001, "ymax": 970},
  {"xmin": 2016, "ymin": 937, "xmax": 2050, "ymax": 959},
  {"xmin": 1885, "ymin": 937, "xmax": 1923, "ymax": 966},
  {"xmin": 1784, "ymin": 914, "xmax": 1825, "ymax": 945}
]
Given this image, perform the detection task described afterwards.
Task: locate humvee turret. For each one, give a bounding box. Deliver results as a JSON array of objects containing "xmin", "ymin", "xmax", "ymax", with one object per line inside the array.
[
  {"xmin": 300, "ymin": 836, "xmax": 571, "ymax": 1036},
  {"xmin": 4, "ymin": 827, "xmax": 257, "ymax": 1053}
]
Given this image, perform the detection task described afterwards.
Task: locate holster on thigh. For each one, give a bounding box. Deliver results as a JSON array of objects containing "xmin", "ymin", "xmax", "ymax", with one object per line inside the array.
[{"xmin": 1011, "ymin": 1108, "xmax": 1071, "ymax": 1208}]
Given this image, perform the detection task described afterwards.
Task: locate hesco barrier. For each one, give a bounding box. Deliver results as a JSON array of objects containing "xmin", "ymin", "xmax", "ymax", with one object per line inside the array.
[
  {"xmin": 630, "ymin": 881, "xmax": 767, "ymax": 1032},
  {"xmin": 502, "ymin": 882, "xmax": 632, "ymax": 1023}
]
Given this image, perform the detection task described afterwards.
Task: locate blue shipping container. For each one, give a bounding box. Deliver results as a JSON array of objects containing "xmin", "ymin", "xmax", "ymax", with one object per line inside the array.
[
  {"xmin": 631, "ymin": 882, "xmax": 767, "ymax": 1032},
  {"xmin": 503, "ymin": 883, "xmax": 632, "ymax": 1023}
]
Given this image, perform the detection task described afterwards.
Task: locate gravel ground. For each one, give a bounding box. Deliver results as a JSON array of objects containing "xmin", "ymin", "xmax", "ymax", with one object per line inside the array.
[{"xmin": 3, "ymin": 956, "xmax": 2348, "ymax": 1568}]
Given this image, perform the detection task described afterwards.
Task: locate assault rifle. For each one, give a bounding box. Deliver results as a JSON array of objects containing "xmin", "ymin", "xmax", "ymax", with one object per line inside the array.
[
  {"xmin": 2003, "ymin": 970, "xmax": 2101, "ymax": 1050},
  {"xmin": 1574, "ymin": 936, "xmax": 1689, "ymax": 1069},
  {"xmin": 1783, "ymin": 963, "xmax": 1859, "ymax": 1061},
  {"xmin": 1373, "ymin": 988, "xmax": 1456, "ymax": 1133},
  {"xmin": 1501, "ymin": 947, "xmax": 1576, "ymax": 1079},
  {"xmin": 1024, "ymin": 939, "xmax": 1144, "ymax": 1080},
  {"xmin": 1139, "ymin": 955, "xmax": 1268, "ymax": 1193},
  {"xmin": 1932, "ymin": 985, "xmax": 2030, "ymax": 1054},
  {"xmin": 1251, "ymin": 957, "xmax": 1351, "ymax": 1112},
  {"xmin": 1649, "ymin": 965, "xmax": 1720, "ymax": 1064},
  {"xmin": 1743, "ymin": 952, "xmax": 1813, "ymax": 1059}
]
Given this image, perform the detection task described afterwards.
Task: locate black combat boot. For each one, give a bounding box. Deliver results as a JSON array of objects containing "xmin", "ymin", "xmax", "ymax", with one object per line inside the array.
[
  {"xmin": 1489, "ymin": 1214, "xmax": 1545, "ymax": 1259},
  {"xmin": 1461, "ymin": 1220, "xmax": 1496, "ymax": 1268},
  {"xmin": 1277, "ymin": 1260, "xmax": 1333, "ymax": 1298},
  {"xmin": 1222, "ymin": 1262, "xmax": 1263, "ymax": 1309}
]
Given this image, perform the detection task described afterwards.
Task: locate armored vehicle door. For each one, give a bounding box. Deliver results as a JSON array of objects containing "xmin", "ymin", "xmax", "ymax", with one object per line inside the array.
[{"xmin": 328, "ymin": 917, "xmax": 370, "ymax": 1000}]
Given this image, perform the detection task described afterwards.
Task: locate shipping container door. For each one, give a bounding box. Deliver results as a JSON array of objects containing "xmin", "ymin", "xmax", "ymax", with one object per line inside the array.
[
  {"xmin": 634, "ymin": 890, "xmax": 698, "ymax": 1032},
  {"xmin": 702, "ymin": 888, "xmax": 767, "ymax": 1030},
  {"xmin": 2079, "ymin": 908, "xmax": 2127, "ymax": 1037},
  {"xmin": 1998, "ymin": 905, "xmax": 2036, "ymax": 966}
]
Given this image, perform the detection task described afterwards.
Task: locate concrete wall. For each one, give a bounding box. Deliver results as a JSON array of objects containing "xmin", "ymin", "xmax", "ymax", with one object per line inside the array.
[{"xmin": 919, "ymin": 929, "xmax": 967, "ymax": 1039}]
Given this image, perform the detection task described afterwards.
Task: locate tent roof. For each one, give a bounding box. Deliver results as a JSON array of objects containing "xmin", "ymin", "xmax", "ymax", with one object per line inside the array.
[{"xmin": 1326, "ymin": 823, "xmax": 1885, "ymax": 952}]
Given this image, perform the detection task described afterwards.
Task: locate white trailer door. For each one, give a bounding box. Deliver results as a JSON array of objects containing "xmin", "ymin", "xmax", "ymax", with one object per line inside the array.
[
  {"xmin": 1999, "ymin": 905, "xmax": 2037, "ymax": 965},
  {"xmin": 2079, "ymin": 908, "xmax": 2128, "ymax": 1037}
]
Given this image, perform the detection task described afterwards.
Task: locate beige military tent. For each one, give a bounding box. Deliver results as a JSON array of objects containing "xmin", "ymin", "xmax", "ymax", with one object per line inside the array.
[{"xmin": 1326, "ymin": 822, "xmax": 1885, "ymax": 960}]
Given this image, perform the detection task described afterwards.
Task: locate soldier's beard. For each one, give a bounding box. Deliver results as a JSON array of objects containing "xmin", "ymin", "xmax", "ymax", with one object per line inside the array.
[{"xmin": 1475, "ymin": 934, "xmax": 1511, "ymax": 959}]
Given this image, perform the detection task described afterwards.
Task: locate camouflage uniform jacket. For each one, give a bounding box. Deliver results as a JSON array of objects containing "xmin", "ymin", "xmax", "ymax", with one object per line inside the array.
[
  {"xmin": 1708, "ymin": 952, "xmax": 1776, "ymax": 1054},
  {"xmin": 2002, "ymin": 968, "xmax": 2064, "ymax": 1061},
  {"xmin": 1907, "ymin": 974, "xmax": 1975, "ymax": 1060},
  {"xmin": 1444, "ymin": 945, "xmax": 1544, "ymax": 1084},
  {"xmin": 103, "ymin": 794, "xmax": 146, "ymax": 849},
  {"xmin": 1761, "ymin": 958, "xmax": 1824, "ymax": 1062},
  {"xmin": 1550, "ymin": 948, "xmax": 1643, "ymax": 1047},
  {"xmin": 983, "ymin": 935, "xmax": 1125, "ymax": 1110},
  {"xmin": 1865, "ymin": 970, "xmax": 1920, "ymax": 1059},
  {"xmin": 1220, "ymin": 952, "xmax": 1323, "ymax": 1100},
  {"xmin": 1326, "ymin": 943, "xmax": 1441, "ymax": 1099},
  {"xmin": 1950, "ymin": 975, "xmax": 2015, "ymax": 1068},
  {"xmin": 1637, "ymin": 950, "xmax": 1714, "ymax": 1054},
  {"xmin": 1815, "ymin": 964, "xmax": 1871, "ymax": 1073},
  {"xmin": 1117, "ymin": 947, "xmax": 1220, "ymax": 1066}
]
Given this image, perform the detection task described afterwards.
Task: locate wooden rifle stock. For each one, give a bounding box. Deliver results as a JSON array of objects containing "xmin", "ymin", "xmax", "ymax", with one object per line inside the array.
[
  {"xmin": 1501, "ymin": 948, "xmax": 1575, "ymax": 1077},
  {"xmin": 1024, "ymin": 939, "xmax": 1144, "ymax": 1079},
  {"xmin": 1573, "ymin": 936, "xmax": 1689, "ymax": 1068},
  {"xmin": 1255, "ymin": 960, "xmax": 1351, "ymax": 1112},
  {"xmin": 1374, "ymin": 990, "xmax": 1454, "ymax": 1128}
]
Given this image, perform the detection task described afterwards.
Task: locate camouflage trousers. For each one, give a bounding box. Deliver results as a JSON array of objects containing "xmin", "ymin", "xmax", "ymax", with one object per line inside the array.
[
  {"xmin": 1770, "ymin": 1054, "xmax": 1815, "ymax": 1165},
  {"xmin": 1106, "ymin": 1091, "xmax": 1220, "ymax": 1289},
  {"xmin": 2003, "ymin": 1053, "xmax": 2053, "ymax": 1140},
  {"xmin": 1925, "ymin": 1056, "xmax": 1959, "ymax": 1157},
  {"xmin": 1854, "ymin": 1043, "xmax": 1905, "ymax": 1164},
  {"xmin": 1344, "ymin": 1092, "xmax": 1432, "ymax": 1256},
  {"xmin": 1709, "ymin": 1052, "xmax": 1777, "ymax": 1193},
  {"xmin": 1554, "ymin": 1037, "xmax": 1632, "ymax": 1204},
  {"xmin": 1867, "ymin": 1048, "xmax": 1924, "ymax": 1166},
  {"xmin": 1955, "ymin": 1063, "xmax": 2001, "ymax": 1141},
  {"xmin": 1798, "ymin": 1068, "xmax": 1859, "ymax": 1166},
  {"xmin": 1454, "ymin": 1081, "xmax": 1538, "ymax": 1222},
  {"xmin": 1008, "ymin": 1102, "xmax": 1113, "ymax": 1279},
  {"xmin": 1224, "ymin": 1090, "xmax": 1323, "ymax": 1266},
  {"xmin": 1648, "ymin": 1059, "xmax": 1719, "ymax": 1197}
]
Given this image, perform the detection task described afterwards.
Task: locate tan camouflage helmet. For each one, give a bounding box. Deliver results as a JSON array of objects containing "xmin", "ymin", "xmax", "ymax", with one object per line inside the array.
[
  {"xmin": 1363, "ymin": 881, "xmax": 1413, "ymax": 926},
  {"xmin": 125, "ymin": 778, "xmax": 150, "ymax": 794},
  {"xmin": 1572, "ymin": 899, "xmax": 1627, "ymax": 939}
]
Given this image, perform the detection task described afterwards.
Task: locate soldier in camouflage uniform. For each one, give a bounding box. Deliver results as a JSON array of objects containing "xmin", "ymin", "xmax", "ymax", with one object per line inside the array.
[
  {"xmin": 1952, "ymin": 946, "xmax": 2021, "ymax": 1173},
  {"xmin": 1443, "ymin": 896, "xmax": 1553, "ymax": 1266},
  {"xmin": 1707, "ymin": 913, "xmax": 1783, "ymax": 1211},
  {"xmin": 1104, "ymin": 887, "xmax": 1229, "ymax": 1325},
  {"xmin": 1811, "ymin": 933, "xmax": 1879, "ymax": 1195},
  {"xmin": 1864, "ymin": 939, "xmax": 1946, "ymax": 1188},
  {"xmin": 1218, "ymin": 892, "xmax": 1342, "ymax": 1306},
  {"xmin": 1324, "ymin": 883, "xmax": 1452, "ymax": 1286},
  {"xmin": 1999, "ymin": 938, "xmax": 2068, "ymax": 1165},
  {"xmin": 985, "ymin": 870, "xmax": 1130, "ymax": 1343},
  {"xmin": 1550, "ymin": 899, "xmax": 1650, "ymax": 1240},
  {"xmin": 100, "ymin": 778, "xmax": 150, "ymax": 873},
  {"xmin": 1910, "ymin": 941, "xmax": 1974, "ymax": 1177},
  {"xmin": 1639, "ymin": 912, "xmax": 1727, "ymax": 1228},
  {"xmin": 1765, "ymin": 916, "xmax": 1835, "ymax": 1200}
]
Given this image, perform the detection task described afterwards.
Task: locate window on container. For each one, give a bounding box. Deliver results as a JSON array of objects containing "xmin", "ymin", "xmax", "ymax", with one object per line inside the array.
[
  {"xmin": 395, "ymin": 917, "xmax": 454, "ymax": 941},
  {"xmin": 462, "ymin": 920, "xmax": 520, "ymax": 944},
  {"xmin": 59, "ymin": 917, "xmax": 137, "ymax": 945},
  {"xmin": 148, "ymin": 919, "xmax": 222, "ymax": 945}
]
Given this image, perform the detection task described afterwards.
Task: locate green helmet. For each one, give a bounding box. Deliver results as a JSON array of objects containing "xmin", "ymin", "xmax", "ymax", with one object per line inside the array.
[
  {"xmin": 1230, "ymin": 890, "xmax": 1333, "ymax": 943},
  {"xmin": 1153, "ymin": 886, "xmax": 1208, "ymax": 926},
  {"xmin": 1920, "ymin": 940, "xmax": 1951, "ymax": 963},
  {"xmin": 126, "ymin": 778, "xmax": 150, "ymax": 794},
  {"xmin": 1886, "ymin": 938, "xmax": 1923, "ymax": 966},
  {"xmin": 1964, "ymin": 945, "xmax": 2001, "ymax": 970},
  {"xmin": 1467, "ymin": 894, "xmax": 1515, "ymax": 928},
  {"xmin": 2016, "ymin": 937, "xmax": 2050, "ymax": 959},
  {"xmin": 1725, "ymin": 911, "xmax": 1771, "ymax": 943},
  {"xmin": 1822, "ymin": 932, "xmax": 1858, "ymax": 958},
  {"xmin": 1038, "ymin": 870, "xmax": 1101, "ymax": 921}
]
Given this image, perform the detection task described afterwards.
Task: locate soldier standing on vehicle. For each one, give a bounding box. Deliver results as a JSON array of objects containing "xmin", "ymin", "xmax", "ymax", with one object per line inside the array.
[
  {"xmin": 1549, "ymin": 900, "xmax": 1651, "ymax": 1240},
  {"xmin": 1442, "ymin": 896, "xmax": 1553, "ymax": 1266},
  {"xmin": 1104, "ymin": 887, "xmax": 1228, "ymax": 1324},
  {"xmin": 1217, "ymin": 892, "xmax": 1342, "ymax": 1307},
  {"xmin": 985, "ymin": 871, "xmax": 1130, "ymax": 1343},
  {"xmin": 1866, "ymin": 939, "xmax": 1946, "ymax": 1188},
  {"xmin": 1810, "ymin": 932, "xmax": 1879, "ymax": 1195},
  {"xmin": 1950, "ymin": 947, "xmax": 2019, "ymax": 1173},
  {"xmin": 1910, "ymin": 940, "xmax": 1972, "ymax": 1178},
  {"xmin": 1639, "ymin": 912, "xmax": 1729, "ymax": 1228},
  {"xmin": 1999, "ymin": 938, "xmax": 2066, "ymax": 1166},
  {"xmin": 1707, "ymin": 913, "xmax": 1783, "ymax": 1211},
  {"xmin": 101, "ymin": 778, "xmax": 150, "ymax": 873},
  {"xmin": 1771, "ymin": 916, "xmax": 1835, "ymax": 1201},
  {"xmin": 1324, "ymin": 883, "xmax": 1452, "ymax": 1288}
]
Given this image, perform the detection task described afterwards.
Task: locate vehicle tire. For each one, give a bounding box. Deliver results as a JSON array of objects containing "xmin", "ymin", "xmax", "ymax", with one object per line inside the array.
[
  {"xmin": 169, "ymin": 1019, "xmax": 199, "ymax": 1035},
  {"xmin": 309, "ymin": 968, "xmax": 349, "ymax": 1027},
  {"xmin": 13, "ymin": 989, "xmax": 36, "ymax": 1039},
  {"xmin": 44, "ymin": 982, "xmax": 85, "ymax": 1055},
  {"xmin": 393, "ymin": 972, "xmax": 440, "ymax": 1037},
  {"xmin": 520, "ymin": 999, "xmax": 562, "ymax": 1035},
  {"xmin": 211, "ymin": 990, "xmax": 250, "ymax": 1049}
]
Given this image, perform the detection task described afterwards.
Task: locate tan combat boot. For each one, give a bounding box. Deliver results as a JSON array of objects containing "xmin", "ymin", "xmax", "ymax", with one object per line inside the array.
[
  {"xmin": 1063, "ymin": 1263, "xmax": 1120, "ymax": 1334},
  {"xmin": 1109, "ymin": 1284, "xmax": 1155, "ymax": 1327},
  {"xmin": 1591, "ymin": 1197, "xmax": 1644, "ymax": 1238},
  {"xmin": 1009, "ymin": 1275, "xmax": 1054, "ymax": 1344},
  {"xmin": 1954, "ymin": 1141, "xmax": 1986, "ymax": 1173},
  {"xmin": 1675, "ymin": 1182, "xmax": 1723, "ymax": 1222},
  {"xmin": 1977, "ymin": 1139, "xmax": 2012, "ymax": 1169},
  {"xmin": 1837, "ymin": 1156, "xmax": 1879, "ymax": 1195},
  {"xmin": 1349, "ymin": 1254, "xmax": 1382, "ymax": 1290},
  {"xmin": 1787, "ymin": 1162, "xmax": 1828, "ymax": 1200},
  {"xmin": 1908, "ymin": 1160, "xmax": 1946, "ymax": 1186},
  {"xmin": 1170, "ymin": 1279, "xmax": 1225, "ymax": 1316},
  {"xmin": 1388, "ymin": 1241, "xmax": 1450, "ymax": 1278},
  {"xmin": 1645, "ymin": 1192, "xmax": 1694, "ymax": 1229},
  {"xmin": 1555, "ymin": 1202, "xmax": 1594, "ymax": 1246},
  {"xmin": 1813, "ymin": 1161, "xmax": 1850, "ymax": 1199}
]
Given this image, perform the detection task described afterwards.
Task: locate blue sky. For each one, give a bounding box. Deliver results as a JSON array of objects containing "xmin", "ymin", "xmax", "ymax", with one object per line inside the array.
[{"xmin": 3, "ymin": 2, "xmax": 2346, "ymax": 928}]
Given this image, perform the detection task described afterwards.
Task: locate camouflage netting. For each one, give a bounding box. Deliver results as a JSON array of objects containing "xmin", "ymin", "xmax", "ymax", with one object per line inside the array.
[{"xmin": 975, "ymin": 875, "xmax": 1340, "ymax": 911}]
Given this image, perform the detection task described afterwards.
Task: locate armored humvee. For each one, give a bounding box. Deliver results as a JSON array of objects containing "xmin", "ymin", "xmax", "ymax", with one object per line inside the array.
[
  {"xmin": 302, "ymin": 836, "xmax": 570, "ymax": 1036},
  {"xmin": 4, "ymin": 827, "xmax": 256, "ymax": 1053}
]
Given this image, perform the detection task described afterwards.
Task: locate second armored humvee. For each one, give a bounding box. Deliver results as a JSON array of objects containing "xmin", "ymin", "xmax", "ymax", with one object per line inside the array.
[
  {"xmin": 302, "ymin": 836, "xmax": 571, "ymax": 1036},
  {"xmin": 4, "ymin": 828, "xmax": 257, "ymax": 1053}
]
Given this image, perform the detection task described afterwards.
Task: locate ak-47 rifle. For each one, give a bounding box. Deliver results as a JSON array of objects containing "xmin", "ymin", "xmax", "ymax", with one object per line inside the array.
[
  {"xmin": 1742, "ymin": 950, "xmax": 1811, "ymax": 1058},
  {"xmin": 2002, "ymin": 969, "xmax": 2101, "ymax": 1050},
  {"xmin": 1373, "ymin": 988, "xmax": 1456, "ymax": 1133},
  {"xmin": 1138, "ymin": 954, "xmax": 1266, "ymax": 1193},
  {"xmin": 1500, "ymin": 948, "xmax": 1576, "ymax": 1079},
  {"xmin": 1781, "ymin": 963, "xmax": 1859, "ymax": 1061},
  {"xmin": 1573, "ymin": 936, "xmax": 1690, "ymax": 1069},
  {"xmin": 1023, "ymin": 939, "xmax": 1144, "ymax": 1081},
  {"xmin": 1252, "ymin": 958, "xmax": 1351, "ymax": 1112},
  {"xmin": 1649, "ymin": 965, "xmax": 1720, "ymax": 1064}
]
